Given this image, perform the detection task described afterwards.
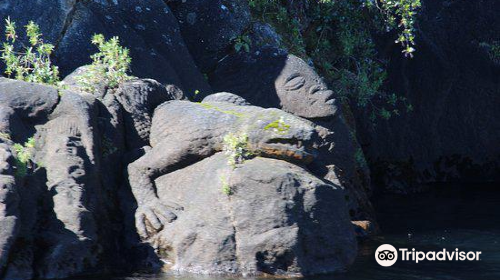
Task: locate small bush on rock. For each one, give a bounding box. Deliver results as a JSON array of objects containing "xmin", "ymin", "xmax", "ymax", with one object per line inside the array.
[
  {"xmin": 12, "ymin": 137, "xmax": 35, "ymax": 177},
  {"xmin": 1, "ymin": 18, "xmax": 60, "ymax": 85},
  {"xmin": 223, "ymin": 132, "xmax": 252, "ymax": 168},
  {"xmin": 232, "ymin": 34, "xmax": 252, "ymax": 53},
  {"xmin": 0, "ymin": 132, "xmax": 11, "ymax": 141},
  {"xmin": 479, "ymin": 41, "xmax": 500, "ymax": 63},
  {"xmin": 77, "ymin": 34, "xmax": 132, "ymax": 93},
  {"xmin": 369, "ymin": 0, "xmax": 421, "ymax": 57},
  {"xmin": 220, "ymin": 175, "xmax": 233, "ymax": 196}
]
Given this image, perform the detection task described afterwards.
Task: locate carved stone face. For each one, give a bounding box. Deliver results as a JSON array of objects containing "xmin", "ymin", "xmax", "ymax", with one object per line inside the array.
[
  {"xmin": 275, "ymin": 55, "xmax": 337, "ymax": 119},
  {"xmin": 210, "ymin": 47, "xmax": 338, "ymax": 119}
]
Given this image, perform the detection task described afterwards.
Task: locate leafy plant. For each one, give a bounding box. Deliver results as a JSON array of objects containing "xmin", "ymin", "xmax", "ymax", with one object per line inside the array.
[
  {"xmin": 220, "ymin": 175, "xmax": 233, "ymax": 196},
  {"xmin": 101, "ymin": 137, "xmax": 118, "ymax": 158},
  {"xmin": 12, "ymin": 137, "xmax": 35, "ymax": 177},
  {"xmin": 479, "ymin": 41, "xmax": 500, "ymax": 62},
  {"xmin": 354, "ymin": 148, "xmax": 367, "ymax": 168},
  {"xmin": 248, "ymin": 0, "xmax": 305, "ymax": 55},
  {"xmin": 0, "ymin": 132, "xmax": 11, "ymax": 140},
  {"xmin": 369, "ymin": 0, "xmax": 422, "ymax": 57},
  {"xmin": 248, "ymin": 0, "xmax": 416, "ymax": 120},
  {"xmin": 223, "ymin": 132, "xmax": 252, "ymax": 168},
  {"xmin": 232, "ymin": 34, "xmax": 252, "ymax": 53},
  {"xmin": 1, "ymin": 18, "xmax": 60, "ymax": 85},
  {"xmin": 77, "ymin": 34, "xmax": 132, "ymax": 93}
]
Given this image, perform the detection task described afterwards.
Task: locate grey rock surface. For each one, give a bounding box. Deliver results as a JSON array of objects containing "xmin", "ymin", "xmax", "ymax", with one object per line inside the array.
[
  {"xmin": 0, "ymin": 78, "xmax": 168, "ymax": 279},
  {"xmin": 168, "ymin": 0, "xmax": 251, "ymax": 72},
  {"xmin": 0, "ymin": 78, "xmax": 59, "ymax": 142},
  {"xmin": 114, "ymin": 79, "xmax": 174, "ymax": 149},
  {"xmin": 62, "ymin": 67, "xmax": 178, "ymax": 149},
  {"xmin": 202, "ymin": 92, "xmax": 250, "ymax": 106},
  {"xmin": 128, "ymin": 100, "xmax": 321, "ymax": 239},
  {"xmin": 128, "ymin": 100, "xmax": 357, "ymax": 275},
  {"xmin": 0, "ymin": 143, "xmax": 19, "ymax": 277},
  {"xmin": 149, "ymin": 153, "xmax": 357, "ymax": 276},
  {"xmin": 6, "ymin": 91, "xmax": 105, "ymax": 279}
]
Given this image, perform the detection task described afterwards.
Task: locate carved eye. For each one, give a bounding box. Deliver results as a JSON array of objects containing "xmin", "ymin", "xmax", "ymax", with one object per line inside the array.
[{"xmin": 284, "ymin": 73, "xmax": 305, "ymax": 91}]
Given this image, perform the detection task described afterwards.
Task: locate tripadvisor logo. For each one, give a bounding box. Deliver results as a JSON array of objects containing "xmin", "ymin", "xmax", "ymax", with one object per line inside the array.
[{"xmin": 375, "ymin": 244, "xmax": 482, "ymax": 267}]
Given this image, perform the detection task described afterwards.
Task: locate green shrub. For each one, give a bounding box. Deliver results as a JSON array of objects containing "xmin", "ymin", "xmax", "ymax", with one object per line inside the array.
[
  {"xmin": 355, "ymin": 148, "xmax": 367, "ymax": 168},
  {"xmin": 232, "ymin": 34, "xmax": 252, "ymax": 53},
  {"xmin": 1, "ymin": 18, "xmax": 60, "ymax": 85},
  {"xmin": 248, "ymin": 0, "xmax": 417, "ymax": 120},
  {"xmin": 12, "ymin": 137, "xmax": 35, "ymax": 177},
  {"xmin": 369, "ymin": 0, "xmax": 422, "ymax": 57},
  {"xmin": 0, "ymin": 132, "xmax": 11, "ymax": 141},
  {"xmin": 77, "ymin": 34, "xmax": 132, "ymax": 93},
  {"xmin": 479, "ymin": 41, "xmax": 500, "ymax": 62},
  {"xmin": 248, "ymin": 0, "xmax": 305, "ymax": 55},
  {"xmin": 101, "ymin": 137, "xmax": 118, "ymax": 157},
  {"xmin": 223, "ymin": 132, "xmax": 252, "ymax": 168},
  {"xmin": 220, "ymin": 175, "xmax": 233, "ymax": 196}
]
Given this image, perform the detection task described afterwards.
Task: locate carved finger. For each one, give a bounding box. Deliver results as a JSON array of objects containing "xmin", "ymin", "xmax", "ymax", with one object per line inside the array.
[
  {"xmin": 135, "ymin": 212, "xmax": 148, "ymax": 238},
  {"xmin": 156, "ymin": 204, "xmax": 177, "ymax": 223},
  {"xmin": 161, "ymin": 201, "xmax": 184, "ymax": 211},
  {"xmin": 145, "ymin": 208, "xmax": 163, "ymax": 231}
]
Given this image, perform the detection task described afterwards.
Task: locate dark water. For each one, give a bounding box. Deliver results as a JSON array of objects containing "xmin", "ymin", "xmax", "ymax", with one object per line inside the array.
[{"xmin": 82, "ymin": 183, "xmax": 500, "ymax": 280}]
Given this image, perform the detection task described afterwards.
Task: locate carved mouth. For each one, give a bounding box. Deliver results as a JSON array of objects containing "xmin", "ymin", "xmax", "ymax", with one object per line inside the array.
[
  {"xmin": 267, "ymin": 138, "xmax": 304, "ymax": 148},
  {"xmin": 309, "ymin": 87, "xmax": 336, "ymax": 105},
  {"xmin": 260, "ymin": 138, "xmax": 315, "ymax": 164},
  {"xmin": 323, "ymin": 90, "xmax": 336, "ymax": 105}
]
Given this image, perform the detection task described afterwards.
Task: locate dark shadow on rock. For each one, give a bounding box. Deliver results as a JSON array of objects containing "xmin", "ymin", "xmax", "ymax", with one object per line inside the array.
[
  {"xmin": 354, "ymin": 0, "xmax": 500, "ymax": 192},
  {"xmin": 209, "ymin": 47, "xmax": 286, "ymax": 110}
]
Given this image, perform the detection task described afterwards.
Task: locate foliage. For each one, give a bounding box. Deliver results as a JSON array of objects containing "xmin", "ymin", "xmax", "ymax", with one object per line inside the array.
[
  {"xmin": 223, "ymin": 132, "xmax": 252, "ymax": 168},
  {"xmin": 232, "ymin": 34, "xmax": 252, "ymax": 53},
  {"xmin": 248, "ymin": 0, "xmax": 418, "ymax": 119},
  {"xmin": 1, "ymin": 18, "xmax": 60, "ymax": 85},
  {"xmin": 220, "ymin": 175, "xmax": 233, "ymax": 196},
  {"xmin": 0, "ymin": 132, "xmax": 11, "ymax": 140},
  {"xmin": 248, "ymin": 0, "xmax": 305, "ymax": 55},
  {"xmin": 12, "ymin": 137, "xmax": 35, "ymax": 177},
  {"xmin": 354, "ymin": 148, "xmax": 367, "ymax": 168},
  {"xmin": 368, "ymin": 0, "xmax": 422, "ymax": 57},
  {"xmin": 479, "ymin": 41, "xmax": 500, "ymax": 62},
  {"xmin": 101, "ymin": 137, "xmax": 118, "ymax": 158},
  {"xmin": 77, "ymin": 34, "xmax": 132, "ymax": 93}
]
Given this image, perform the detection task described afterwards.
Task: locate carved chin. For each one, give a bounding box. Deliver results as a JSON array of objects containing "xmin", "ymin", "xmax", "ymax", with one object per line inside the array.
[
  {"xmin": 296, "ymin": 105, "xmax": 337, "ymax": 119},
  {"xmin": 279, "ymin": 98, "xmax": 337, "ymax": 119}
]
